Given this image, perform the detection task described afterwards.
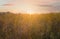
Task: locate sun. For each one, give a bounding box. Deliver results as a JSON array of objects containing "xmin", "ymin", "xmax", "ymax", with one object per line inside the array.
[
  {"xmin": 25, "ymin": 9, "xmax": 35, "ymax": 14},
  {"xmin": 18, "ymin": 5, "xmax": 36, "ymax": 14},
  {"xmin": 21, "ymin": 7, "xmax": 35, "ymax": 14}
]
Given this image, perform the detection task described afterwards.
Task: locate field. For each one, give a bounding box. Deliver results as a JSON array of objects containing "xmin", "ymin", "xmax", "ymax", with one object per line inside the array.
[{"xmin": 0, "ymin": 12, "xmax": 60, "ymax": 39}]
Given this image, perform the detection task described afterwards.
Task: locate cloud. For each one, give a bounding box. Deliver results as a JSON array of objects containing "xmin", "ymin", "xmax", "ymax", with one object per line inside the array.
[
  {"xmin": 36, "ymin": 4, "xmax": 53, "ymax": 7},
  {"xmin": 2, "ymin": 3, "xmax": 14, "ymax": 6}
]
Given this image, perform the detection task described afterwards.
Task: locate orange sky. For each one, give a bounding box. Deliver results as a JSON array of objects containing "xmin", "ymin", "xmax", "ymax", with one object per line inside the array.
[{"xmin": 0, "ymin": 0, "xmax": 60, "ymax": 14}]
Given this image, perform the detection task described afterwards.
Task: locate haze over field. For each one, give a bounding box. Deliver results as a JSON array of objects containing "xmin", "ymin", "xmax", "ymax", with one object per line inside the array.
[
  {"xmin": 0, "ymin": 0, "xmax": 60, "ymax": 14},
  {"xmin": 0, "ymin": 0, "xmax": 60, "ymax": 39}
]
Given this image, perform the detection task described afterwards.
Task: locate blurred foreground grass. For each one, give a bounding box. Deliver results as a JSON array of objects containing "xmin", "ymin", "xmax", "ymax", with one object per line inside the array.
[{"xmin": 0, "ymin": 12, "xmax": 60, "ymax": 39}]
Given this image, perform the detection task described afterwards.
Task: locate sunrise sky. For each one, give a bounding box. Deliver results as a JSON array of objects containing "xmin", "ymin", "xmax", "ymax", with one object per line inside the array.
[{"xmin": 0, "ymin": 0, "xmax": 60, "ymax": 14}]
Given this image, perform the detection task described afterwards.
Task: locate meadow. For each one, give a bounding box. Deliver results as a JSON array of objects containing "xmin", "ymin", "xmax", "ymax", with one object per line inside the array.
[{"xmin": 0, "ymin": 12, "xmax": 60, "ymax": 39}]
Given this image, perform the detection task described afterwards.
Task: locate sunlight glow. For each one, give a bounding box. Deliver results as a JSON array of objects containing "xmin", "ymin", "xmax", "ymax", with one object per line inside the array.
[
  {"xmin": 24, "ymin": 9, "xmax": 35, "ymax": 14},
  {"xmin": 18, "ymin": 4, "xmax": 36, "ymax": 14}
]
